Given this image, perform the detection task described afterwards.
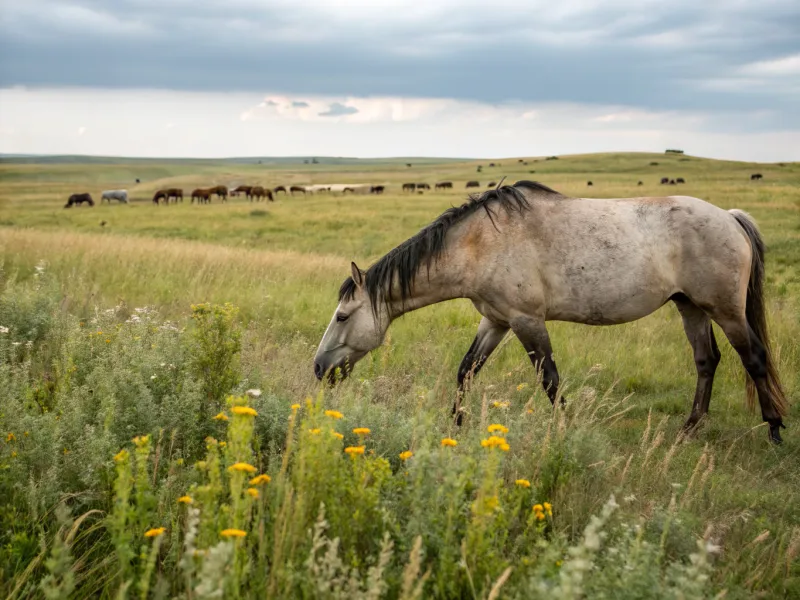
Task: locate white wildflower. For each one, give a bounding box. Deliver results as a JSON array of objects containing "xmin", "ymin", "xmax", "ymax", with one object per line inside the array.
[
  {"xmin": 151, "ymin": 375, "xmax": 157, "ymax": 380},
  {"xmin": 0, "ymin": 326, "xmax": 8, "ymax": 334},
  {"xmin": 245, "ymin": 389, "xmax": 262, "ymax": 399}
]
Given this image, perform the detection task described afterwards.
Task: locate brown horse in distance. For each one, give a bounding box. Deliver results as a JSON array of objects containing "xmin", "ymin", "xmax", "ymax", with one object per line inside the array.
[
  {"xmin": 250, "ymin": 186, "xmax": 273, "ymax": 202},
  {"xmin": 153, "ymin": 190, "xmax": 168, "ymax": 205},
  {"xmin": 435, "ymin": 182, "xmax": 453, "ymax": 190},
  {"xmin": 274, "ymin": 186, "xmax": 287, "ymax": 195},
  {"xmin": 232, "ymin": 185, "xmax": 253, "ymax": 199},
  {"xmin": 290, "ymin": 185, "xmax": 307, "ymax": 195},
  {"xmin": 191, "ymin": 188, "xmax": 211, "ymax": 204},
  {"xmin": 166, "ymin": 188, "xmax": 183, "ymax": 203},
  {"xmin": 209, "ymin": 185, "xmax": 228, "ymax": 201},
  {"xmin": 64, "ymin": 193, "xmax": 94, "ymax": 208}
]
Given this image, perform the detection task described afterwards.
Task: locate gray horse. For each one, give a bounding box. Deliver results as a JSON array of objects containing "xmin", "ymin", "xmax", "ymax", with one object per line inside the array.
[
  {"xmin": 101, "ymin": 189, "xmax": 128, "ymax": 203},
  {"xmin": 314, "ymin": 181, "xmax": 788, "ymax": 443}
]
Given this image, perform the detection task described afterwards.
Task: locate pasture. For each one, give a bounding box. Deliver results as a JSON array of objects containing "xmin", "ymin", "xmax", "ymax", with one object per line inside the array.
[{"xmin": 1, "ymin": 152, "xmax": 799, "ymax": 598}]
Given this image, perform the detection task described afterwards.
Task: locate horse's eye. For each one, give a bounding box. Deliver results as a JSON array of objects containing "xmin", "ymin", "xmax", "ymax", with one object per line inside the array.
[{"xmin": 336, "ymin": 313, "xmax": 349, "ymax": 323}]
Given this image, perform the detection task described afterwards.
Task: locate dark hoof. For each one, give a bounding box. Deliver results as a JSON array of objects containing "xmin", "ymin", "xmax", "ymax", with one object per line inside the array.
[{"xmin": 769, "ymin": 421, "xmax": 785, "ymax": 445}]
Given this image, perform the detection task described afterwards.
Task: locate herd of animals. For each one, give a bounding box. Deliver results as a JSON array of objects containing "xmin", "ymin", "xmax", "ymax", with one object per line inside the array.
[{"xmin": 63, "ymin": 172, "xmax": 769, "ymax": 208}]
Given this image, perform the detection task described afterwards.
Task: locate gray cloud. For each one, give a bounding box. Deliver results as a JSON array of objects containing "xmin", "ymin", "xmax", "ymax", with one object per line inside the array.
[
  {"xmin": 0, "ymin": 0, "xmax": 798, "ymax": 128},
  {"xmin": 318, "ymin": 102, "xmax": 358, "ymax": 117},
  {"xmin": 291, "ymin": 101, "xmax": 309, "ymax": 108}
]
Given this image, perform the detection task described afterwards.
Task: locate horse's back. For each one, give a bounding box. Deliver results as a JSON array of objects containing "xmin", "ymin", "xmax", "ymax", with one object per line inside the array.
[{"xmin": 504, "ymin": 193, "xmax": 750, "ymax": 324}]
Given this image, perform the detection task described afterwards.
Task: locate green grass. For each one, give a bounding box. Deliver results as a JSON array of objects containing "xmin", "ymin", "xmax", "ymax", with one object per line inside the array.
[{"xmin": 0, "ymin": 152, "xmax": 799, "ymax": 598}]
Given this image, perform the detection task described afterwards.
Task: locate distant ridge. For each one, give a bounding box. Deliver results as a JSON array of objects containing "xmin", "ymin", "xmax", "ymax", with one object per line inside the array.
[{"xmin": 0, "ymin": 154, "xmax": 473, "ymax": 166}]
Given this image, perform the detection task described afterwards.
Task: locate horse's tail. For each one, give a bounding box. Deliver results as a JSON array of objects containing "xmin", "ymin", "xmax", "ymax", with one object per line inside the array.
[{"xmin": 729, "ymin": 209, "xmax": 788, "ymax": 418}]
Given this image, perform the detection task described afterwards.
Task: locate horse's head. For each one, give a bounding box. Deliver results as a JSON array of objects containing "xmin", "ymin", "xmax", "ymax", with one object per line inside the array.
[{"xmin": 314, "ymin": 262, "xmax": 388, "ymax": 384}]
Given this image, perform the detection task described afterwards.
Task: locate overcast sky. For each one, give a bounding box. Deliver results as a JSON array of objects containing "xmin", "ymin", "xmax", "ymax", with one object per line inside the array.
[{"xmin": 1, "ymin": 0, "xmax": 798, "ymax": 160}]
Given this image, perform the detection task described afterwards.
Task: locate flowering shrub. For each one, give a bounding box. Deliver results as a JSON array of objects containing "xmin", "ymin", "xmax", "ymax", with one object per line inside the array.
[{"xmin": 1, "ymin": 271, "xmax": 796, "ymax": 599}]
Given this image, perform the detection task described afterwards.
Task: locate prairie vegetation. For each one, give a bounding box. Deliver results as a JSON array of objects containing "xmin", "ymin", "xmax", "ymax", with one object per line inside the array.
[{"xmin": 1, "ymin": 153, "xmax": 798, "ymax": 598}]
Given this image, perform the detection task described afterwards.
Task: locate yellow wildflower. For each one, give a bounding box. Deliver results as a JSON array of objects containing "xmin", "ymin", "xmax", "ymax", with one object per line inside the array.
[
  {"xmin": 144, "ymin": 527, "xmax": 166, "ymax": 538},
  {"xmin": 247, "ymin": 488, "xmax": 259, "ymax": 499},
  {"xmin": 500, "ymin": 442, "xmax": 510, "ymax": 452},
  {"xmin": 344, "ymin": 445, "xmax": 366, "ymax": 457},
  {"xmin": 249, "ymin": 474, "xmax": 271, "ymax": 485},
  {"xmin": 332, "ymin": 432, "xmax": 344, "ymax": 440},
  {"xmin": 533, "ymin": 504, "xmax": 544, "ymax": 513},
  {"xmin": 309, "ymin": 428, "xmax": 321, "ymax": 435},
  {"xmin": 11, "ymin": 451, "xmax": 17, "ymax": 458},
  {"xmin": 516, "ymin": 383, "xmax": 528, "ymax": 391},
  {"xmin": 113, "ymin": 449, "xmax": 129, "ymax": 463},
  {"xmin": 544, "ymin": 502, "xmax": 553, "ymax": 516},
  {"xmin": 220, "ymin": 529, "xmax": 247, "ymax": 538},
  {"xmin": 324, "ymin": 410, "xmax": 344, "ymax": 419},
  {"xmin": 132, "ymin": 435, "xmax": 150, "ymax": 447},
  {"xmin": 105, "ymin": 339, "xmax": 111, "ymax": 343},
  {"xmin": 488, "ymin": 424, "xmax": 509, "ymax": 434},
  {"xmin": 213, "ymin": 412, "xmax": 229, "ymax": 421},
  {"xmin": 196, "ymin": 461, "xmax": 207, "ymax": 470},
  {"xmin": 290, "ymin": 403, "xmax": 301, "ymax": 411},
  {"xmin": 232, "ymin": 406, "xmax": 258, "ymax": 417},
  {"xmin": 219, "ymin": 441, "xmax": 226, "ymax": 448},
  {"xmin": 176, "ymin": 458, "xmax": 184, "ymax": 466},
  {"xmin": 491, "ymin": 401, "xmax": 510, "ymax": 409},
  {"xmin": 6, "ymin": 433, "xmax": 15, "ymax": 443},
  {"xmin": 23, "ymin": 431, "xmax": 29, "ymax": 437},
  {"xmin": 535, "ymin": 511, "xmax": 545, "ymax": 521},
  {"xmin": 556, "ymin": 560, "xmax": 563, "ymax": 567},
  {"xmin": 515, "ymin": 479, "xmax": 531, "ymax": 488},
  {"xmin": 480, "ymin": 435, "xmax": 507, "ymax": 449},
  {"xmin": 177, "ymin": 496, "xmax": 193, "ymax": 504},
  {"xmin": 352, "ymin": 427, "xmax": 371, "ymax": 435},
  {"xmin": 441, "ymin": 438, "xmax": 458, "ymax": 447},
  {"xmin": 229, "ymin": 462, "xmax": 257, "ymax": 474},
  {"xmin": 399, "ymin": 450, "xmax": 413, "ymax": 461}
]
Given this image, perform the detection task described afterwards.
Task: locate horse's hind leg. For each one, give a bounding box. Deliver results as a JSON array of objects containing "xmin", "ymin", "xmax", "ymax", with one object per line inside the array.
[
  {"xmin": 712, "ymin": 312, "xmax": 785, "ymax": 443},
  {"xmin": 509, "ymin": 316, "xmax": 562, "ymax": 406},
  {"xmin": 673, "ymin": 295, "xmax": 720, "ymax": 432},
  {"xmin": 453, "ymin": 317, "xmax": 509, "ymax": 425}
]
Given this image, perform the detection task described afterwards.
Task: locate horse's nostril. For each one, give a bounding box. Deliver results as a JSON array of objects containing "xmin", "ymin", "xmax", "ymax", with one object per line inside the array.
[{"xmin": 314, "ymin": 362, "xmax": 324, "ymax": 380}]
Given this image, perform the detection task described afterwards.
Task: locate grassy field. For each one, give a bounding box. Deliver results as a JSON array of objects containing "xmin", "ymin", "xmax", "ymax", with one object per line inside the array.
[{"xmin": 1, "ymin": 152, "xmax": 799, "ymax": 598}]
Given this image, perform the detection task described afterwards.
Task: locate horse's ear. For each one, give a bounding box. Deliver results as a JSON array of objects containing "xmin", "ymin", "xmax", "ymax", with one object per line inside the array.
[{"xmin": 351, "ymin": 262, "xmax": 364, "ymax": 287}]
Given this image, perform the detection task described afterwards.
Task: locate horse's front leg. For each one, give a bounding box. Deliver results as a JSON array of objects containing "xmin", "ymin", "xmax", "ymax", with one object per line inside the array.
[
  {"xmin": 453, "ymin": 317, "xmax": 509, "ymax": 424},
  {"xmin": 510, "ymin": 316, "xmax": 563, "ymax": 406}
]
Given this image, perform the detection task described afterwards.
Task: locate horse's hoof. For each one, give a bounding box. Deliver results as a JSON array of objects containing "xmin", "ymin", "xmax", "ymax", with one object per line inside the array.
[{"xmin": 769, "ymin": 422, "xmax": 784, "ymax": 445}]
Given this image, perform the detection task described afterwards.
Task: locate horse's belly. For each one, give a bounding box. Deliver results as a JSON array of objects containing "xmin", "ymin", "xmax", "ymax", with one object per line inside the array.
[{"xmin": 546, "ymin": 288, "xmax": 673, "ymax": 325}]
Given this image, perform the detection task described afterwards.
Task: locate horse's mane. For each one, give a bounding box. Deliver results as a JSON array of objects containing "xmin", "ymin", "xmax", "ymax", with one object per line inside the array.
[{"xmin": 339, "ymin": 180, "xmax": 561, "ymax": 312}]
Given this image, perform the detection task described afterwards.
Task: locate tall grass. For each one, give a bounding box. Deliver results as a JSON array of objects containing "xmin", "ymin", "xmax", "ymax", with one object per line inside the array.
[{"xmin": 1, "ymin": 153, "xmax": 799, "ymax": 597}]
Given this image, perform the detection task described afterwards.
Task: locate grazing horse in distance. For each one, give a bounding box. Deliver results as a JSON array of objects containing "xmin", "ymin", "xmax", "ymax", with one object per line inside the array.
[
  {"xmin": 402, "ymin": 183, "xmax": 416, "ymax": 192},
  {"xmin": 660, "ymin": 177, "xmax": 670, "ymax": 184},
  {"xmin": 166, "ymin": 188, "xmax": 183, "ymax": 203},
  {"xmin": 487, "ymin": 182, "xmax": 497, "ymax": 188},
  {"xmin": 209, "ymin": 185, "xmax": 228, "ymax": 201},
  {"xmin": 435, "ymin": 182, "xmax": 453, "ymax": 190},
  {"xmin": 274, "ymin": 186, "xmax": 287, "ymax": 194},
  {"xmin": 64, "ymin": 193, "xmax": 94, "ymax": 208},
  {"xmin": 638, "ymin": 181, "xmax": 644, "ymax": 186},
  {"xmin": 314, "ymin": 180, "xmax": 788, "ymax": 444},
  {"xmin": 676, "ymin": 178, "xmax": 685, "ymax": 184},
  {"xmin": 101, "ymin": 189, "xmax": 128, "ymax": 203},
  {"xmin": 250, "ymin": 186, "xmax": 273, "ymax": 202},
  {"xmin": 191, "ymin": 188, "xmax": 211, "ymax": 203},
  {"xmin": 417, "ymin": 183, "xmax": 430, "ymax": 190},
  {"xmin": 587, "ymin": 181, "xmax": 593, "ymax": 186},
  {"xmin": 751, "ymin": 174, "xmax": 763, "ymax": 181},
  {"xmin": 465, "ymin": 181, "xmax": 480, "ymax": 188},
  {"xmin": 290, "ymin": 185, "xmax": 307, "ymax": 195},
  {"xmin": 232, "ymin": 185, "xmax": 253, "ymax": 199},
  {"xmin": 153, "ymin": 190, "xmax": 168, "ymax": 205},
  {"xmin": 370, "ymin": 185, "xmax": 385, "ymax": 194}
]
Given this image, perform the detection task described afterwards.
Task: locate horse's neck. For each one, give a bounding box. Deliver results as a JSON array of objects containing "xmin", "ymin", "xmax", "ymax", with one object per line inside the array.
[{"xmin": 386, "ymin": 245, "xmax": 473, "ymax": 320}]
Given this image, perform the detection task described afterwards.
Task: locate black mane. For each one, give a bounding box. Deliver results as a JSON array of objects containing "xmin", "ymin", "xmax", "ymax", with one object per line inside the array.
[{"xmin": 339, "ymin": 180, "xmax": 561, "ymax": 312}]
